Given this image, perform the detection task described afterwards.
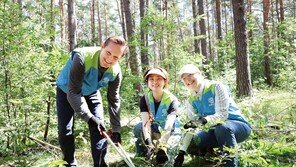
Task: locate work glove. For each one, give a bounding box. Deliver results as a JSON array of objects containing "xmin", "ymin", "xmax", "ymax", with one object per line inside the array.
[
  {"xmin": 197, "ymin": 117, "xmax": 207, "ymax": 125},
  {"xmin": 173, "ymin": 150, "xmax": 186, "ymax": 167},
  {"xmin": 144, "ymin": 138, "xmax": 155, "ymax": 160},
  {"xmin": 183, "ymin": 121, "xmax": 197, "ymax": 129},
  {"xmin": 156, "ymin": 146, "xmax": 168, "ymax": 165},
  {"xmin": 88, "ymin": 116, "xmax": 106, "ymax": 132},
  {"xmin": 183, "ymin": 117, "xmax": 207, "ymax": 129},
  {"xmin": 111, "ymin": 132, "xmax": 122, "ymax": 144}
]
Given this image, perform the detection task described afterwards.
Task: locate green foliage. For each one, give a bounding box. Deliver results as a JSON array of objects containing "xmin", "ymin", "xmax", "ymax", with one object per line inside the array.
[
  {"xmin": 41, "ymin": 159, "xmax": 67, "ymax": 167},
  {"xmin": 237, "ymin": 89, "xmax": 296, "ymax": 166},
  {"xmin": 1, "ymin": 0, "xmax": 295, "ymax": 166},
  {"xmin": 137, "ymin": 5, "xmax": 205, "ymax": 102},
  {"xmin": 211, "ymin": 17, "xmax": 296, "ymax": 92},
  {"xmin": 0, "ymin": 0, "xmax": 65, "ymax": 158}
]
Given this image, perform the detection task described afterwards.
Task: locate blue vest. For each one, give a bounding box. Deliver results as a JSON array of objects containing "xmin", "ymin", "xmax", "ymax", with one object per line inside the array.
[
  {"xmin": 56, "ymin": 47, "xmax": 121, "ymax": 96},
  {"xmin": 147, "ymin": 90, "xmax": 181, "ymax": 132},
  {"xmin": 189, "ymin": 81, "xmax": 250, "ymax": 125}
]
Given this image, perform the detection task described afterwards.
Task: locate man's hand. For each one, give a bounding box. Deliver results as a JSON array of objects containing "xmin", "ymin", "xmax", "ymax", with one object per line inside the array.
[
  {"xmin": 111, "ymin": 132, "xmax": 121, "ymax": 144},
  {"xmin": 88, "ymin": 116, "xmax": 106, "ymax": 132}
]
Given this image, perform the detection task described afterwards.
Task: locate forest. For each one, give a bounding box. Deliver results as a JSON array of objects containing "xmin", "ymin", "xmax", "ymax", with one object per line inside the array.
[{"xmin": 0, "ymin": 0, "xmax": 295, "ymax": 166}]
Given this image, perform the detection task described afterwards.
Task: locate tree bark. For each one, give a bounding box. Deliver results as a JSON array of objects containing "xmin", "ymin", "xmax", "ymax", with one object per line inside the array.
[
  {"xmin": 97, "ymin": 0, "xmax": 102, "ymax": 44},
  {"xmin": 206, "ymin": 0, "xmax": 212, "ymax": 58},
  {"xmin": 232, "ymin": 0, "xmax": 252, "ymax": 97},
  {"xmin": 59, "ymin": 0, "xmax": 66, "ymax": 45},
  {"xmin": 44, "ymin": 96, "xmax": 51, "ymax": 141},
  {"xmin": 68, "ymin": 0, "xmax": 77, "ymax": 51},
  {"xmin": 216, "ymin": 0, "xmax": 222, "ymax": 40},
  {"xmin": 276, "ymin": 0, "xmax": 280, "ymax": 22},
  {"xmin": 192, "ymin": 0, "xmax": 200, "ymax": 54},
  {"xmin": 247, "ymin": 0, "xmax": 253, "ymax": 39},
  {"xmin": 123, "ymin": 0, "xmax": 141, "ymax": 75},
  {"xmin": 103, "ymin": 2, "xmax": 108, "ymax": 38},
  {"xmin": 198, "ymin": 0, "xmax": 208, "ymax": 64},
  {"xmin": 279, "ymin": 0, "xmax": 284, "ymax": 22},
  {"xmin": 140, "ymin": 0, "xmax": 149, "ymax": 66},
  {"xmin": 223, "ymin": 1, "xmax": 228, "ymax": 35},
  {"xmin": 50, "ymin": 0, "xmax": 55, "ymax": 43},
  {"xmin": 91, "ymin": 0, "xmax": 96, "ymax": 45},
  {"xmin": 263, "ymin": 0, "xmax": 272, "ymax": 86},
  {"xmin": 120, "ymin": 0, "xmax": 127, "ymax": 40}
]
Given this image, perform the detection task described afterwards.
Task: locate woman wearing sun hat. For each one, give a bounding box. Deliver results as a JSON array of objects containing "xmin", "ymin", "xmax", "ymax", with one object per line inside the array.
[
  {"xmin": 133, "ymin": 67, "xmax": 181, "ymax": 165},
  {"xmin": 174, "ymin": 64, "xmax": 251, "ymax": 167}
]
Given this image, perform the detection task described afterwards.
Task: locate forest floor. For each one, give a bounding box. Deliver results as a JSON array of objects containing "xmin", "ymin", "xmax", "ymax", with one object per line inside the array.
[{"xmin": 0, "ymin": 89, "xmax": 295, "ymax": 167}]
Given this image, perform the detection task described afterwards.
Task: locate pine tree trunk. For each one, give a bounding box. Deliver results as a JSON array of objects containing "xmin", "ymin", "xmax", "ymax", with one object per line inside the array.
[
  {"xmin": 216, "ymin": 0, "xmax": 222, "ymax": 40},
  {"xmin": 223, "ymin": 1, "xmax": 228, "ymax": 35},
  {"xmin": 263, "ymin": 0, "xmax": 272, "ymax": 86},
  {"xmin": 279, "ymin": 0, "xmax": 284, "ymax": 22},
  {"xmin": 247, "ymin": 0, "xmax": 253, "ymax": 39},
  {"xmin": 97, "ymin": 0, "xmax": 102, "ymax": 44},
  {"xmin": 198, "ymin": 0, "xmax": 208, "ymax": 64},
  {"xmin": 68, "ymin": 0, "xmax": 77, "ymax": 51},
  {"xmin": 103, "ymin": 3, "xmax": 108, "ymax": 38},
  {"xmin": 206, "ymin": 0, "xmax": 212, "ymax": 58},
  {"xmin": 59, "ymin": 0, "xmax": 65, "ymax": 45},
  {"xmin": 232, "ymin": 0, "xmax": 252, "ymax": 97},
  {"xmin": 44, "ymin": 96, "xmax": 51, "ymax": 141},
  {"xmin": 140, "ymin": 0, "xmax": 149, "ymax": 66},
  {"xmin": 192, "ymin": 0, "xmax": 200, "ymax": 54},
  {"xmin": 123, "ymin": 0, "xmax": 141, "ymax": 75},
  {"xmin": 120, "ymin": 0, "xmax": 127, "ymax": 40},
  {"xmin": 91, "ymin": 0, "xmax": 95, "ymax": 45},
  {"xmin": 50, "ymin": 0, "xmax": 55, "ymax": 43}
]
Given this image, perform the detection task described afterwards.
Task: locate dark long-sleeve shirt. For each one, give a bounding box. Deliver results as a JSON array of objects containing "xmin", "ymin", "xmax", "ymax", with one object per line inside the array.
[{"xmin": 67, "ymin": 52, "xmax": 122, "ymax": 132}]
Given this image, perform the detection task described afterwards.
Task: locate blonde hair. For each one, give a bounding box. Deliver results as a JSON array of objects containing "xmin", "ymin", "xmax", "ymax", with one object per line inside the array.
[{"xmin": 103, "ymin": 36, "xmax": 129, "ymax": 54}]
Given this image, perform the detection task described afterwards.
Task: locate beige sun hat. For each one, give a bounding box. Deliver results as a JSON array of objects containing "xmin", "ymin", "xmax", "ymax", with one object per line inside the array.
[
  {"xmin": 178, "ymin": 64, "xmax": 201, "ymax": 77},
  {"xmin": 144, "ymin": 68, "xmax": 167, "ymax": 80}
]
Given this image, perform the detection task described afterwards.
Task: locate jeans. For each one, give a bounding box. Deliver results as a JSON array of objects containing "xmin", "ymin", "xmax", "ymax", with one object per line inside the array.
[
  {"xmin": 187, "ymin": 120, "xmax": 251, "ymax": 167},
  {"xmin": 56, "ymin": 87, "xmax": 108, "ymax": 167},
  {"xmin": 133, "ymin": 123, "xmax": 147, "ymax": 155}
]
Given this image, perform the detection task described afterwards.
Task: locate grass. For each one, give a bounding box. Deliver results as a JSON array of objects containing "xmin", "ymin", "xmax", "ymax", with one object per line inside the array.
[{"xmin": 0, "ymin": 88, "xmax": 295, "ymax": 167}]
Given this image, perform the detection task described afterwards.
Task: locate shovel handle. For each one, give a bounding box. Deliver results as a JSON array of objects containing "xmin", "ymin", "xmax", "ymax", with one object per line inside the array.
[{"xmin": 102, "ymin": 131, "xmax": 135, "ymax": 167}]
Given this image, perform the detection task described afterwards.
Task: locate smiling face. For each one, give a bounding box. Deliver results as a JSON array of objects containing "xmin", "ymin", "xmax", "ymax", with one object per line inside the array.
[
  {"xmin": 181, "ymin": 73, "xmax": 203, "ymax": 92},
  {"xmin": 147, "ymin": 74, "xmax": 166, "ymax": 92},
  {"xmin": 99, "ymin": 41, "xmax": 126, "ymax": 68}
]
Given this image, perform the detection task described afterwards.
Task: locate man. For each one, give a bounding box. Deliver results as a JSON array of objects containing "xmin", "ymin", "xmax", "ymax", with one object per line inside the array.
[{"xmin": 56, "ymin": 36, "xmax": 128, "ymax": 167}]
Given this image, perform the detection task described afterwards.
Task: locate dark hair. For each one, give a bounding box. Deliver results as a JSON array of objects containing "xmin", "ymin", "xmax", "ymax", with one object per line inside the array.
[
  {"xmin": 144, "ymin": 67, "xmax": 169, "ymax": 88},
  {"xmin": 103, "ymin": 36, "xmax": 126, "ymax": 46}
]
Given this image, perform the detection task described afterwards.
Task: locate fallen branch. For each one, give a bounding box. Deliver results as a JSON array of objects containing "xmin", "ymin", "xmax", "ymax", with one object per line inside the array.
[
  {"xmin": 28, "ymin": 136, "xmax": 61, "ymax": 151},
  {"xmin": 0, "ymin": 128, "xmax": 16, "ymax": 133}
]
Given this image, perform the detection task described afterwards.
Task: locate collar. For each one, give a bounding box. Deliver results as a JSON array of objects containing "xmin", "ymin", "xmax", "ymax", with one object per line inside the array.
[{"xmin": 195, "ymin": 79, "xmax": 205, "ymax": 96}]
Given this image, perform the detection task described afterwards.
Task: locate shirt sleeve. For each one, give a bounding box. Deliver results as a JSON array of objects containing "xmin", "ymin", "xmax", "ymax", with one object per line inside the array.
[
  {"xmin": 163, "ymin": 100, "xmax": 179, "ymax": 132},
  {"xmin": 167, "ymin": 99, "xmax": 179, "ymax": 115},
  {"xmin": 139, "ymin": 96, "xmax": 148, "ymax": 112},
  {"xmin": 67, "ymin": 53, "xmax": 94, "ymax": 122},
  {"xmin": 186, "ymin": 101, "xmax": 199, "ymax": 122},
  {"xmin": 107, "ymin": 71, "xmax": 122, "ymax": 133},
  {"xmin": 204, "ymin": 83, "xmax": 229, "ymax": 125}
]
